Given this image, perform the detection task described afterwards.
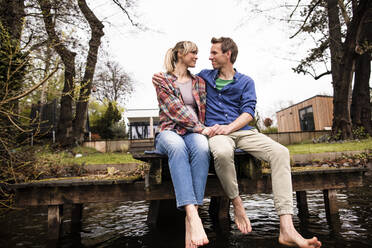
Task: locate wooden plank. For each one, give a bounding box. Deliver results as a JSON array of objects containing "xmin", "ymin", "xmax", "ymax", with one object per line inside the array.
[{"xmin": 12, "ymin": 168, "xmax": 366, "ymax": 207}]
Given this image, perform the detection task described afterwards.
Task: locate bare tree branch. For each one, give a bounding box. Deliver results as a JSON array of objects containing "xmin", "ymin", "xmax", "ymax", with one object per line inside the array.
[
  {"xmin": 289, "ymin": 0, "xmax": 302, "ymax": 18},
  {"xmin": 1, "ymin": 63, "xmax": 59, "ymax": 104},
  {"xmin": 112, "ymin": 0, "xmax": 138, "ymax": 27},
  {"xmin": 290, "ymin": 0, "xmax": 322, "ymax": 39},
  {"xmin": 338, "ymin": 0, "xmax": 350, "ymax": 25},
  {"xmin": 314, "ymin": 70, "xmax": 332, "ymax": 80}
]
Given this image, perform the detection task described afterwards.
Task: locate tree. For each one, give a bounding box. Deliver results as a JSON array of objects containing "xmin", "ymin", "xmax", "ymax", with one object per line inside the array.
[
  {"xmin": 264, "ymin": 118, "xmax": 273, "ymax": 128},
  {"xmin": 290, "ymin": 0, "xmax": 372, "ymax": 140},
  {"xmin": 72, "ymin": 0, "xmax": 105, "ymax": 143},
  {"xmin": 351, "ymin": 7, "xmax": 372, "ymax": 136},
  {"xmin": 93, "ymin": 101, "xmax": 121, "ymax": 139},
  {"xmin": 38, "ymin": 0, "xmax": 104, "ymax": 145},
  {"xmin": 93, "ymin": 59, "xmax": 134, "ymax": 105}
]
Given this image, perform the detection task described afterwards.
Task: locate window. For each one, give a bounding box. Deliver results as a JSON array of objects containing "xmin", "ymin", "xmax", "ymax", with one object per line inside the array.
[{"xmin": 299, "ymin": 106, "xmax": 315, "ymax": 131}]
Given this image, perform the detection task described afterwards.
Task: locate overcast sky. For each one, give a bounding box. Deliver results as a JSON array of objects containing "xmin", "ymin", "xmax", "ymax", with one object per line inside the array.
[{"xmin": 91, "ymin": 0, "xmax": 333, "ymax": 121}]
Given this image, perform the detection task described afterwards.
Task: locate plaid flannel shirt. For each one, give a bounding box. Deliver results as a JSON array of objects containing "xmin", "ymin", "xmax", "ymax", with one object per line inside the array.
[{"xmin": 152, "ymin": 72, "xmax": 206, "ymax": 135}]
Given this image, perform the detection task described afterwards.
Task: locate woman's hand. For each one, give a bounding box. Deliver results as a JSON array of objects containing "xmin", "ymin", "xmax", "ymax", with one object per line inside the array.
[{"xmin": 153, "ymin": 72, "xmax": 164, "ymax": 81}]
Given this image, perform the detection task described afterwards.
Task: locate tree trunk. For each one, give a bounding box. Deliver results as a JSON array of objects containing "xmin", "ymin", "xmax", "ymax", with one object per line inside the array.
[
  {"xmin": 351, "ymin": 8, "xmax": 372, "ymax": 136},
  {"xmin": 0, "ymin": 0, "xmax": 25, "ymax": 162},
  {"xmin": 327, "ymin": 0, "xmax": 352, "ymax": 139},
  {"xmin": 0, "ymin": 0, "xmax": 24, "ymax": 44},
  {"xmin": 0, "ymin": 0, "xmax": 25, "ymax": 116},
  {"xmin": 352, "ymin": 53, "xmax": 372, "ymax": 135},
  {"xmin": 327, "ymin": 0, "xmax": 370, "ymax": 140},
  {"xmin": 38, "ymin": 0, "xmax": 76, "ymax": 146},
  {"xmin": 73, "ymin": 0, "xmax": 104, "ymax": 144}
]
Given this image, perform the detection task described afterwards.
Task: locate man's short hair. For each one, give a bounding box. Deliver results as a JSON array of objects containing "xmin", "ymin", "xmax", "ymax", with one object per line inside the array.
[{"xmin": 211, "ymin": 37, "xmax": 238, "ymax": 64}]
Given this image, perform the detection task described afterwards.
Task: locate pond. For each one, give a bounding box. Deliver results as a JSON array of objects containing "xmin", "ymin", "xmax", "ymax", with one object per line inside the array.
[{"xmin": 0, "ymin": 172, "xmax": 371, "ymax": 248}]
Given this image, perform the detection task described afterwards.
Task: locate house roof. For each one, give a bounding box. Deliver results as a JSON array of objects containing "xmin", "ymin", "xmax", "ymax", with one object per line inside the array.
[
  {"xmin": 276, "ymin": 95, "xmax": 333, "ymax": 113},
  {"xmin": 125, "ymin": 108, "xmax": 159, "ymax": 118}
]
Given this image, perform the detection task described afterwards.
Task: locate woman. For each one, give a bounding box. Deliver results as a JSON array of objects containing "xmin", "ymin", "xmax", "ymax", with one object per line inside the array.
[{"xmin": 152, "ymin": 41, "xmax": 211, "ymax": 248}]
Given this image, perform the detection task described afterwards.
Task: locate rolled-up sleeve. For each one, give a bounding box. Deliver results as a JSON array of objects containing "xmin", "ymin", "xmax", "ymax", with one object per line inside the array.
[{"xmin": 239, "ymin": 77, "xmax": 256, "ymax": 118}]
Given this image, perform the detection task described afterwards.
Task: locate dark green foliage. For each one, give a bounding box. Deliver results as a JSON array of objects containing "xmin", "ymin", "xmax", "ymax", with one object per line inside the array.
[
  {"xmin": 0, "ymin": 21, "xmax": 29, "ymax": 164},
  {"xmin": 92, "ymin": 102, "xmax": 122, "ymax": 139}
]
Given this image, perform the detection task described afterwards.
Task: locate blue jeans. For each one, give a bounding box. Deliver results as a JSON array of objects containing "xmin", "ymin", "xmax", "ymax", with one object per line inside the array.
[{"xmin": 155, "ymin": 130, "xmax": 210, "ymax": 208}]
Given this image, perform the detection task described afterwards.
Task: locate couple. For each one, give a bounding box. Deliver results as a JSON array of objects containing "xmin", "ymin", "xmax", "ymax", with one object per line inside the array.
[{"xmin": 152, "ymin": 37, "xmax": 322, "ymax": 248}]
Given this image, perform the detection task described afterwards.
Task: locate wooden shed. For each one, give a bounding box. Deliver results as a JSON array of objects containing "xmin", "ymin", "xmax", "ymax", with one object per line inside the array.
[{"xmin": 276, "ymin": 95, "xmax": 333, "ymax": 133}]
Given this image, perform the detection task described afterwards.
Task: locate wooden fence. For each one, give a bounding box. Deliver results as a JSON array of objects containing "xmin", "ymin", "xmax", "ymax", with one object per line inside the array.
[
  {"xmin": 265, "ymin": 130, "xmax": 331, "ymax": 145},
  {"xmin": 83, "ymin": 131, "xmax": 331, "ymax": 152}
]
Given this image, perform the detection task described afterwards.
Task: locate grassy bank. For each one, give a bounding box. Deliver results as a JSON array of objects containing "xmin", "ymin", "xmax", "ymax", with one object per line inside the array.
[
  {"xmin": 34, "ymin": 138, "xmax": 372, "ymax": 167},
  {"xmin": 36, "ymin": 145, "xmax": 141, "ymax": 166},
  {"xmin": 287, "ymin": 138, "xmax": 372, "ymax": 154}
]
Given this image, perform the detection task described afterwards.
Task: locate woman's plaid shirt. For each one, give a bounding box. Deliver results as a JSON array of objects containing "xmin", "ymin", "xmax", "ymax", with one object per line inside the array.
[{"xmin": 152, "ymin": 72, "xmax": 206, "ymax": 135}]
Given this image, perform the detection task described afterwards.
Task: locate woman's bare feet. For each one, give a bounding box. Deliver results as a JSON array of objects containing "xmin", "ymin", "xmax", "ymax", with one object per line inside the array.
[
  {"xmin": 185, "ymin": 205, "xmax": 209, "ymax": 247},
  {"xmin": 279, "ymin": 215, "xmax": 321, "ymax": 248},
  {"xmin": 232, "ymin": 196, "xmax": 252, "ymax": 234}
]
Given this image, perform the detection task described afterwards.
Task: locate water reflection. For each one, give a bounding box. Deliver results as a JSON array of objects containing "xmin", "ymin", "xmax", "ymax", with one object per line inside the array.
[{"xmin": 0, "ymin": 175, "xmax": 371, "ymax": 248}]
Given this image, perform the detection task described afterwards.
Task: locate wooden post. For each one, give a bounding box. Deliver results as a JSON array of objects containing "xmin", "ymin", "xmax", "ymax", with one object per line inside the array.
[
  {"xmin": 149, "ymin": 158, "xmax": 163, "ymax": 185},
  {"xmin": 147, "ymin": 200, "xmax": 161, "ymax": 228},
  {"xmin": 149, "ymin": 116, "xmax": 154, "ymax": 138},
  {"xmin": 296, "ymin": 191, "xmax": 309, "ymax": 218},
  {"xmin": 238, "ymin": 155, "xmax": 262, "ymax": 179},
  {"xmin": 71, "ymin": 204, "xmax": 83, "ymax": 233},
  {"xmin": 323, "ymin": 189, "xmax": 341, "ymax": 234},
  {"xmin": 323, "ymin": 189, "xmax": 338, "ymax": 216},
  {"xmin": 147, "ymin": 199, "xmax": 184, "ymax": 228},
  {"xmin": 47, "ymin": 205, "xmax": 63, "ymax": 242},
  {"xmin": 209, "ymin": 196, "xmax": 231, "ymax": 232}
]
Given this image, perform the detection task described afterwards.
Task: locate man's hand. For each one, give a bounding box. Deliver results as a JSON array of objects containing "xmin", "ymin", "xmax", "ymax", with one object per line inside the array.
[{"xmin": 206, "ymin": 124, "xmax": 233, "ymax": 137}]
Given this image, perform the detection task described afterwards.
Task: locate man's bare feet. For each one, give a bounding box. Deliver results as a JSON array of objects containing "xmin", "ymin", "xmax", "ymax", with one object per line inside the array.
[
  {"xmin": 232, "ymin": 196, "xmax": 252, "ymax": 234},
  {"xmin": 279, "ymin": 215, "xmax": 321, "ymax": 248},
  {"xmin": 185, "ymin": 205, "xmax": 209, "ymax": 247}
]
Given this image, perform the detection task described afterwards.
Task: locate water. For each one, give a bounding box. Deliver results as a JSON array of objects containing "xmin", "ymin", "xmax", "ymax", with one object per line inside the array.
[{"xmin": 1, "ymin": 175, "xmax": 371, "ymax": 248}]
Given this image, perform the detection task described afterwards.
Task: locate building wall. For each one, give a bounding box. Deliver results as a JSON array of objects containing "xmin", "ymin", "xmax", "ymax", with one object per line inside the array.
[{"xmin": 276, "ymin": 96, "xmax": 333, "ymax": 133}]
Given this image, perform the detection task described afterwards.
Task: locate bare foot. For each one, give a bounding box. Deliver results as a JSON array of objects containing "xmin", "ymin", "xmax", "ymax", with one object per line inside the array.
[
  {"xmin": 279, "ymin": 215, "xmax": 321, "ymax": 248},
  {"xmin": 185, "ymin": 205, "xmax": 209, "ymax": 247},
  {"xmin": 185, "ymin": 217, "xmax": 197, "ymax": 248},
  {"xmin": 232, "ymin": 196, "xmax": 252, "ymax": 234}
]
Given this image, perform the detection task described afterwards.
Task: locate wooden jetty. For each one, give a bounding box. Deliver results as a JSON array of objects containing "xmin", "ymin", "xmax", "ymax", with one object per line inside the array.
[{"xmin": 10, "ymin": 150, "xmax": 368, "ymax": 245}]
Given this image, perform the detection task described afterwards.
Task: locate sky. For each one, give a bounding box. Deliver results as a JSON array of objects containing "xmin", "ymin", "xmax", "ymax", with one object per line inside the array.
[{"xmin": 91, "ymin": 0, "xmax": 333, "ymax": 122}]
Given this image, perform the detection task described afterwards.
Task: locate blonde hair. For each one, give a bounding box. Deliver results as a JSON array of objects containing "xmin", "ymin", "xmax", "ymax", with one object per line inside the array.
[{"xmin": 164, "ymin": 41, "xmax": 198, "ymax": 74}]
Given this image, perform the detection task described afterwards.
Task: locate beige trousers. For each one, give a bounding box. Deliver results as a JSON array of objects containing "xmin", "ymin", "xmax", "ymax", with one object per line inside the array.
[{"xmin": 208, "ymin": 129, "xmax": 293, "ymax": 215}]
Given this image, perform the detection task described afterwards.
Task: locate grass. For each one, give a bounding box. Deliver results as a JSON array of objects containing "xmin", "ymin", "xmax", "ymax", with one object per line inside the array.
[
  {"xmin": 64, "ymin": 152, "xmax": 140, "ymax": 165},
  {"xmin": 33, "ymin": 138, "xmax": 372, "ymax": 167},
  {"xmin": 35, "ymin": 145, "xmax": 141, "ymax": 166},
  {"xmin": 286, "ymin": 137, "xmax": 372, "ymax": 154}
]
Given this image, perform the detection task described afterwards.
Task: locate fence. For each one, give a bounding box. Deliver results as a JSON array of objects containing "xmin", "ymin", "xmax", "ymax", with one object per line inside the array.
[
  {"xmin": 83, "ymin": 131, "xmax": 331, "ymax": 153},
  {"xmin": 83, "ymin": 140, "xmax": 130, "ymax": 153},
  {"xmin": 265, "ymin": 130, "xmax": 331, "ymax": 145}
]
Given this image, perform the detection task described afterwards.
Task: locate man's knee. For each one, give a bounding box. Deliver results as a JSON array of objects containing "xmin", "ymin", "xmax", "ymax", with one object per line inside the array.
[
  {"xmin": 270, "ymin": 143, "xmax": 290, "ymax": 161},
  {"xmin": 211, "ymin": 146, "xmax": 234, "ymax": 163}
]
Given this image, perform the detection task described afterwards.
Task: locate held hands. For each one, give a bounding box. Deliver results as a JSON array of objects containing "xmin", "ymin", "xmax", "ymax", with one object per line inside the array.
[{"xmin": 202, "ymin": 124, "xmax": 233, "ymax": 137}]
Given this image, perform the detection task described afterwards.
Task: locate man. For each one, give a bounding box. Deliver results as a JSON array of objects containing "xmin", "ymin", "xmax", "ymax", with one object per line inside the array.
[{"xmin": 198, "ymin": 37, "xmax": 322, "ymax": 248}]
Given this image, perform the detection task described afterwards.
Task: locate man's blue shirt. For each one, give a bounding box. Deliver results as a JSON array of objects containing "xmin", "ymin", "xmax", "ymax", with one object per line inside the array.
[{"xmin": 197, "ymin": 69, "xmax": 256, "ymax": 131}]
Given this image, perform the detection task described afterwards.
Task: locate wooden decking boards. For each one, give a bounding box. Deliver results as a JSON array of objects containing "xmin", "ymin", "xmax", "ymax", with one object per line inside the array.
[{"xmin": 9, "ymin": 151, "xmax": 368, "ymax": 246}]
